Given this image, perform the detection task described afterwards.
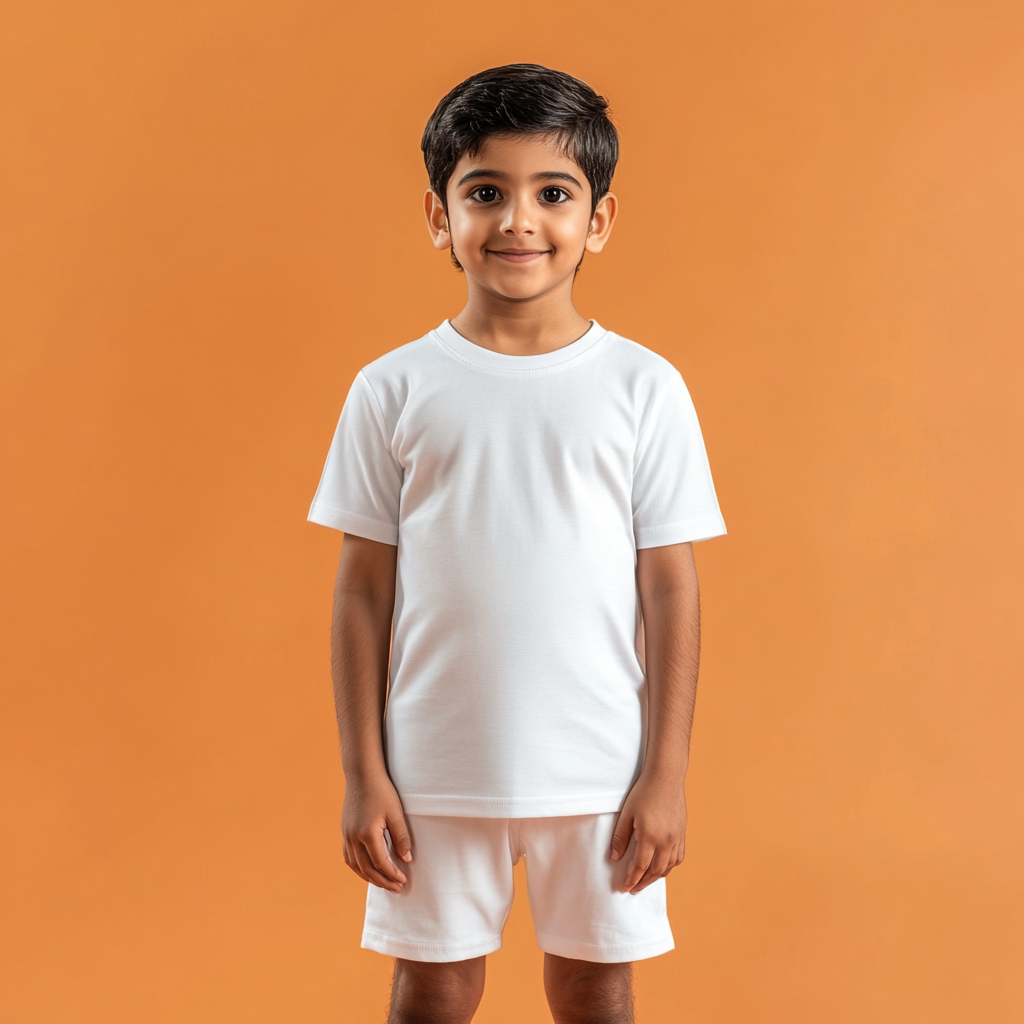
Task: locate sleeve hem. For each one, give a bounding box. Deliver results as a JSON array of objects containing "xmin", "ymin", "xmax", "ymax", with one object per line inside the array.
[
  {"xmin": 634, "ymin": 515, "xmax": 727, "ymax": 549},
  {"xmin": 307, "ymin": 503, "xmax": 399, "ymax": 545}
]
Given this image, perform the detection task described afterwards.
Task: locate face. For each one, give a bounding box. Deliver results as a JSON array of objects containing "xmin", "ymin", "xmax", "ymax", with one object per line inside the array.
[{"xmin": 424, "ymin": 133, "xmax": 617, "ymax": 303}]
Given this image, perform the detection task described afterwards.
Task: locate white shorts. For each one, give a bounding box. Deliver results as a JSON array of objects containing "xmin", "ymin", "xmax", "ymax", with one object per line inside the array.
[{"xmin": 361, "ymin": 812, "xmax": 675, "ymax": 964}]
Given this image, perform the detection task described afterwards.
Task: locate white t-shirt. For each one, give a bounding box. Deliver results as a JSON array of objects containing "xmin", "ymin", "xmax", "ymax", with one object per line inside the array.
[{"xmin": 308, "ymin": 319, "xmax": 726, "ymax": 817}]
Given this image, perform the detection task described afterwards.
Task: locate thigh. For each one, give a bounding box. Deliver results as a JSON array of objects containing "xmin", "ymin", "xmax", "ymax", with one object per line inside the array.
[
  {"xmin": 362, "ymin": 814, "xmax": 515, "ymax": 963},
  {"xmin": 520, "ymin": 813, "xmax": 675, "ymax": 963}
]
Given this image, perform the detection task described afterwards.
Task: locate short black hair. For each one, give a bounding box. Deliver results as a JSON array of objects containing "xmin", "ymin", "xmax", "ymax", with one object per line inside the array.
[{"xmin": 422, "ymin": 63, "xmax": 618, "ymax": 214}]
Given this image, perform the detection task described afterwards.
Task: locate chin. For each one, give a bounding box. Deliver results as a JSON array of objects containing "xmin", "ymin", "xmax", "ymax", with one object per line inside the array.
[
  {"xmin": 485, "ymin": 272, "xmax": 556, "ymax": 295},
  {"xmin": 492, "ymin": 285, "xmax": 551, "ymax": 302}
]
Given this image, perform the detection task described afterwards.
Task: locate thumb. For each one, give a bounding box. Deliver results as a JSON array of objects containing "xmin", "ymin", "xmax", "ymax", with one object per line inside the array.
[
  {"xmin": 610, "ymin": 813, "xmax": 634, "ymax": 861},
  {"xmin": 386, "ymin": 811, "xmax": 413, "ymax": 863}
]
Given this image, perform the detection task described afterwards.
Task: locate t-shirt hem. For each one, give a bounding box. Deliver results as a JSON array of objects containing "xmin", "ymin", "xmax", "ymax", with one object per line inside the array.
[
  {"xmin": 634, "ymin": 515, "xmax": 727, "ymax": 549},
  {"xmin": 307, "ymin": 502, "xmax": 398, "ymax": 544},
  {"xmin": 399, "ymin": 790, "xmax": 628, "ymax": 818}
]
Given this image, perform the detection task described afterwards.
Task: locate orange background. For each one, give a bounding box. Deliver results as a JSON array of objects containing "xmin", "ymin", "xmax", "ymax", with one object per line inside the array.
[{"xmin": 2, "ymin": 2, "xmax": 1022, "ymax": 1022}]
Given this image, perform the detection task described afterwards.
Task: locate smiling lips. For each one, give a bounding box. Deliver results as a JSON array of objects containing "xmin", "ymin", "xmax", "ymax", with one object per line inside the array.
[{"xmin": 489, "ymin": 249, "xmax": 549, "ymax": 263}]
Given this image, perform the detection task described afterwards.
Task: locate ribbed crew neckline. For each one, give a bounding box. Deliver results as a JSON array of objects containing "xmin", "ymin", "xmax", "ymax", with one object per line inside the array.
[{"xmin": 432, "ymin": 319, "xmax": 608, "ymax": 372}]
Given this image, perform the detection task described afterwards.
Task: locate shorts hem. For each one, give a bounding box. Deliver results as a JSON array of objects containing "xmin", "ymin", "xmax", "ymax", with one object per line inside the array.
[
  {"xmin": 361, "ymin": 929, "xmax": 502, "ymax": 963},
  {"xmin": 536, "ymin": 930, "xmax": 675, "ymax": 963}
]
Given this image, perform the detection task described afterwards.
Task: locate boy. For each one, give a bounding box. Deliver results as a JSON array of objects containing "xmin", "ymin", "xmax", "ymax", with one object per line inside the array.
[{"xmin": 308, "ymin": 64, "xmax": 726, "ymax": 1024}]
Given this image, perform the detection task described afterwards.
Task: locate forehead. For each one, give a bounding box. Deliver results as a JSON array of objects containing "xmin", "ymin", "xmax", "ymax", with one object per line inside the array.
[{"xmin": 452, "ymin": 133, "xmax": 588, "ymax": 181}]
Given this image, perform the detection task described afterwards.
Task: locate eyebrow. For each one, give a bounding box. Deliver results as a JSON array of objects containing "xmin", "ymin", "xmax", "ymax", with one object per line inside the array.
[{"xmin": 456, "ymin": 169, "xmax": 584, "ymax": 189}]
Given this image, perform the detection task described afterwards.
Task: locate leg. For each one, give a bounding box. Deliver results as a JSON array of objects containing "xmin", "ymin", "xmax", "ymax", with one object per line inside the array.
[
  {"xmin": 543, "ymin": 953, "xmax": 634, "ymax": 1024},
  {"xmin": 387, "ymin": 956, "xmax": 486, "ymax": 1024}
]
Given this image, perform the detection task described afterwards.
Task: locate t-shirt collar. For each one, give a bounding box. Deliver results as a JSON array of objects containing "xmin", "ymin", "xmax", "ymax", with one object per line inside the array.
[{"xmin": 433, "ymin": 318, "xmax": 608, "ymax": 372}]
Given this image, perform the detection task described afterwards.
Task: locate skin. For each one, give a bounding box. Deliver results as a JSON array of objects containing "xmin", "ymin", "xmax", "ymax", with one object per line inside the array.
[
  {"xmin": 423, "ymin": 133, "xmax": 617, "ymax": 356},
  {"xmin": 333, "ymin": 134, "xmax": 702, "ymax": 1023}
]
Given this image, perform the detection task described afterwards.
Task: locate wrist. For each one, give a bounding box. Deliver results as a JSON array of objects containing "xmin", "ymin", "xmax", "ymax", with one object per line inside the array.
[
  {"xmin": 342, "ymin": 759, "xmax": 391, "ymax": 788},
  {"xmin": 640, "ymin": 755, "xmax": 689, "ymax": 781}
]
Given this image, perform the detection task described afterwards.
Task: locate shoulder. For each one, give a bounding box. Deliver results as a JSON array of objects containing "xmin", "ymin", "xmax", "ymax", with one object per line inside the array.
[
  {"xmin": 345, "ymin": 328, "xmax": 449, "ymax": 432},
  {"xmin": 599, "ymin": 329, "xmax": 688, "ymax": 393},
  {"xmin": 352, "ymin": 330, "xmax": 451, "ymax": 417},
  {"xmin": 359, "ymin": 330, "xmax": 440, "ymax": 383}
]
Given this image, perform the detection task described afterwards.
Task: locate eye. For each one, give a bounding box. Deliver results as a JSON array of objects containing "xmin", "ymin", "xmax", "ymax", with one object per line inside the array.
[
  {"xmin": 470, "ymin": 185, "xmax": 500, "ymax": 203},
  {"xmin": 540, "ymin": 186, "xmax": 569, "ymax": 204}
]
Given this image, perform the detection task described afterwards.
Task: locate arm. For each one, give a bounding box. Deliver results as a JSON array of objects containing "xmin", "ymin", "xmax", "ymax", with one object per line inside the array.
[
  {"xmin": 610, "ymin": 540, "xmax": 701, "ymax": 893},
  {"xmin": 331, "ymin": 532, "xmax": 412, "ymax": 892}
]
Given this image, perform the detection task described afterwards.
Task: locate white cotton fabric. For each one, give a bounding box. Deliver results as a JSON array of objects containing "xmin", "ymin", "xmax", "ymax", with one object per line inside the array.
[
  {"xmin": 362, "ymin": 812, "xmax": 675, "ymax": 963},
  {"xmin": 308, "ymin": 320, "xmax": 726, "ymax": 818}
]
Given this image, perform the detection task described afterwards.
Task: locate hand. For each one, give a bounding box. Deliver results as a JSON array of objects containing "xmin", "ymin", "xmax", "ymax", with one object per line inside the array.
[
  {"xmin": 341, "ymin": 772, "xmax": 413, "ymax": 893},
  {"xmin": 610, "ymin": 770, "xmax": 687, "ymax": 893}
]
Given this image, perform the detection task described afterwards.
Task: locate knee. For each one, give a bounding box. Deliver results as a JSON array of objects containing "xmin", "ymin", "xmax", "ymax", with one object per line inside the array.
[
  {"xmin": 388, "ymin": 956, "xmax": 486, "ymax": 1024},
  {"xmin": 544, "ymin": 954, "xmax": 634, "ymax": 1024}
]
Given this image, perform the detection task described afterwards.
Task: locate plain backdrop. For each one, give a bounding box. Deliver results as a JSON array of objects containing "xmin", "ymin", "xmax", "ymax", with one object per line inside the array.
[{"xmin": 2, "ymin": 2, "xmax": 1022, "ymax": 1022}]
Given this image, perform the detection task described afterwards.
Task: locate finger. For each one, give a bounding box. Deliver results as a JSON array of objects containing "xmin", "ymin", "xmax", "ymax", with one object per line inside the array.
[
  {"xmin": 621, "ymin": 839, "xmax": 655, "ymax": 892},
  {"xmin": 365, "ymin": 830, "xmax": 408, "ymax": 884},
  {"xmin": 362, "ymin": 863, "xmax": 405, "ymax": 892},
  {"xmin": 386, "ymin": 812, "xmax": 414, "ymax": 864},
  {"xmin": 354, "ymin": 844, "xmax": 405, "ymax": 892},
  {"xmin": 629, "ymin": 849, "xmax": 672, "ymax": 893},
  {"xmin": 659, "ymin": 843, "xmax": 684, "ymax": 877},
  {"xmin": 610, "ymin": 813, "xmax": 634, "ymax": 862},
  {"xmin": 343, "ymin": 838, "xmax": 366, "ymax": 877},
  {"xmin": 343, "ymin": 841, "xmax": 374, "ymax": 886}
]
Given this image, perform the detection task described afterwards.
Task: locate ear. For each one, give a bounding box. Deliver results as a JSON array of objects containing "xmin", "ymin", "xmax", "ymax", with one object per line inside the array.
[
  {"xmin": 424, "ymin": 189, "xmax": 451, "ymax": 251},
  {"xmin": 584, "ymin": 191, "xmax": 618, "ymax": 254}
]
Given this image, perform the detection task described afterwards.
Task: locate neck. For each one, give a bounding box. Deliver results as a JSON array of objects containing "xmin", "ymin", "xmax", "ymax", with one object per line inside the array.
[{"xmin": 449, "ymin": 278, "xmax": 592, "ymax": 356}]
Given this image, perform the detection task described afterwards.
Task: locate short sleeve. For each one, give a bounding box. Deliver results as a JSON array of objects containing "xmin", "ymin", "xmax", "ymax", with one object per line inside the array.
[
  {"xmin": 632, "ymin": 370, "xmax": 727, "ymax": 548},
  {"xmin": 307, "ymin": 371, "xmax": 402, "ymax": 544}
]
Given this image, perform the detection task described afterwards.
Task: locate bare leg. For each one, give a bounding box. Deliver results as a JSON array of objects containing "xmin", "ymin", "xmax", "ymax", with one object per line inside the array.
[
  {"xmin": 386, "ymin": 956, "xmax": 486, "ymax": 1024},
  {"xmin": 544, "ymin": 953, "xmax": 634, "ymax": 1024}
]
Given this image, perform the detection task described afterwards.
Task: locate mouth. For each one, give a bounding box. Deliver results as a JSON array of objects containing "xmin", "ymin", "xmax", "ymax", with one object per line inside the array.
[{"xmin": 487, "ymin": 249, "xmax": 550, "ymax": 263}]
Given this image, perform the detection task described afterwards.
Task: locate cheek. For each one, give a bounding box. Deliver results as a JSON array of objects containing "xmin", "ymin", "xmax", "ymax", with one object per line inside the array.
[
  {"xmin": 448, "ymin": 208, "xmax": 492, "ymax": 246},
  {"xmin": 550, "ymin": 212, "xmax": 593, "ymax": 254}
]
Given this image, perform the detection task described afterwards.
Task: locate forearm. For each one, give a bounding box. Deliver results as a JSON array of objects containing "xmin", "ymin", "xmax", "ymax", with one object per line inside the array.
[
  {"xmin": 637, "ymin": 543, "xmax": 701, "ymax": 779},
  {"xmin": 328, "ymin": 536, "xmax": 412, "ymax": 890},
  {"xmin": 613, "ymin": 542, "xmax": 701, "ymax": 889},
  {"xmin": 330, "ymin": 537, "xmax": 397, "ymax": 783}
]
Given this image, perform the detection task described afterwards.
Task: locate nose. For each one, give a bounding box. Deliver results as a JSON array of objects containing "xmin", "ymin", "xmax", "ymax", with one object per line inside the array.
[{"xmin": 500, "ymin": 196, "xmax": 536, "ymax": 237}]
